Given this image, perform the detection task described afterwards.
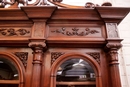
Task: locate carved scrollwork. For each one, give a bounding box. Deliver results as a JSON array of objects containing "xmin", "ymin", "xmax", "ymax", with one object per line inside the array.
[
  {"xmin": 14, "ymin": 52, "xmax": 28, "ymax": 68},
  {"xmin": 87, "ymin": 52, "xmax": 100, "ymax": 64},
  {"xmin": 51, "ymin": 27, "xmax": 99, "ymax": 36},
  {"xmin": 0, "ymin": 28, "xmax": 30, "ymax": 36},
  {"xmin": 51, "ymin": 52, "xmax": 64, "ymax": 64},
  {"xmin": 0, "ymin": 0, "xmax": 112, "ymax": 8}
]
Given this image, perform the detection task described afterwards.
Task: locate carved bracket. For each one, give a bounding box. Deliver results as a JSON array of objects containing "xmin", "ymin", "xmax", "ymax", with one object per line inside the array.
[
  {"xmin": 51, "ymin": 27, "xmax": 99, "ymax": 36},
  {"xmin": 0, "ymin": 28, "xmax": 30, "ymax": 36},
  {"xmin": 51, "ymin": 52, "xmax": 64, "ymax": 64},
  {"xmin": 86, "ymin": 52, "xmax": 100, "ymax": 64},
  {"xmin": 14, "ymin": 52, "xmax": 28, "ymax": 68}
]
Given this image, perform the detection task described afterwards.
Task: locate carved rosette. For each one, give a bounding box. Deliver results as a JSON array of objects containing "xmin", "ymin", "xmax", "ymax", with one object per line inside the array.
[
  {"xmin": 86, "ymin": 52, "xmax": 100, "ymax": 64},
  {"xmin": 51, "ymin": 52, "xmax": 64, "ymax": 64},
  {"xmin": 14, "ymin": 52, "xmax": 28, "ymax": 68},
  {"xmin": 0, "ymin": 28, "xmax": 30, "ymax": 36}
]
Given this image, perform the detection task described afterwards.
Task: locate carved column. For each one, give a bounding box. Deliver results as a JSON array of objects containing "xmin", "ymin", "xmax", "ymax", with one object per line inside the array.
[
  {"xmin": 105, "ymin": 40, "xmax": 122, "ymax": 87},
  {"xmin": 105, "ymin": 22, "xmax": 122, "ymax": 87},
  {"xmin": 29, "ymin": 39, "xmax": 46, "ymax": 87}
]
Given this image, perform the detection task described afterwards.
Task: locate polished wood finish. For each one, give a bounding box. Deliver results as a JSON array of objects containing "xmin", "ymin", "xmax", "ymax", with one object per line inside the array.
[{"xmin": 0, "ymin": 6, "xmax": 130, "ymax": 87}]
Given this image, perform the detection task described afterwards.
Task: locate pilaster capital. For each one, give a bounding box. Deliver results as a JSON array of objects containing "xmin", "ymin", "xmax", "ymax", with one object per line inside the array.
[
  {"xmin": 104, "ymin": 39, "xmax": 123, "ymax": 52},
  {"xmin": 28, "ymin": 39, "xmax": 46, "ymax": 52}
]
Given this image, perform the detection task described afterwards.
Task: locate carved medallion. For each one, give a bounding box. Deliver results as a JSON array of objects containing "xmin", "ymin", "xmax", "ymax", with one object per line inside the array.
[
  {"xmin": 0, "ymin": 28, "xmax": 30, "ymax": 36},
  {"xmin": 51, "ymin": 52, "xmax": 64, "ymax": 64},
  {"xmin": 51, "ymin": 27, "xmax": 99, "ymax": 36},
  {"xmin": 87, "ymin": 52, "xmax": 100, "ymax": 64},
  {"xmin": 14, "ymin": 52, "xmax": 28, "ymax": 68}
]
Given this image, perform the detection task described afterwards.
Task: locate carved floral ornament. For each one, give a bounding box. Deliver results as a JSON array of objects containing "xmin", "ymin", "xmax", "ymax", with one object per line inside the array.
[
  {"xmin": 0, "ymin": 28, "xmax": 30, "ymax": 36},
  {"xmin": 51, "ymin": 52, "xmax": 100, "ymax": 65},
  {"xmin": 14, "ymin": 52, "xmax": 28, "ymax": 68},
  {"xmin": 0, "ymin": 0, "xmax": 112, "ymax": 8},
  {"xmin": 51, "ymin": 27, "xmax": 99, "ymax": 36}
]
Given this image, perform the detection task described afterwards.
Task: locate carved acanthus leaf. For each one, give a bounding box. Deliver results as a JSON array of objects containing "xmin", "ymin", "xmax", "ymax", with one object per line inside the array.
[
  {"xmin": 51, "ymin": 27, "xmax": 99, "ymax": 36},
  {"xmin": 51, "ymin": 52, "xmax": 64, "ymax": 64},
  {"xmin": 87, "ymin": 52, "xmax": 100, "ymax": 64},
  {"xmin": 0, "ymin": 28, "xmax": 30, "ymax": 36},
  {"xmin": 14, "ymin": 52, "xmax": 28, "ymax": 68}
]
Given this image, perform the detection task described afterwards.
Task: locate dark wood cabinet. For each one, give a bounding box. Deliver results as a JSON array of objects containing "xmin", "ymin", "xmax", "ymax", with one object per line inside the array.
[{"xmin": 0, "ymin": 6, "xmax": 130, "ymax": 87}]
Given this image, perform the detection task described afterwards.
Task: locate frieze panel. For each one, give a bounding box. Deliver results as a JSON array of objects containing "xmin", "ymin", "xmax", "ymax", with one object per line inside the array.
[
  {"xmin": 0, "ymin": 28, "xmax": 30, "ymax": 36},
  {"xmin": 49, "ymin": 27, "xmax": 102, "ymax": 37},
  {"xmin": 14, "ymin": 52, "xmax": 28, "ymax": 68}
]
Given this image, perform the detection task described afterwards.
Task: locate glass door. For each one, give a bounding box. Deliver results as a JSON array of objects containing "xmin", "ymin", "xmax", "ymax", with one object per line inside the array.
[
  {"xmin": 56, "ymin": 58, "xmax": 96, "ymax": 87},
  {"xmin": 0, "ymin": 58, "xmax": 19, "ymax": 87}
]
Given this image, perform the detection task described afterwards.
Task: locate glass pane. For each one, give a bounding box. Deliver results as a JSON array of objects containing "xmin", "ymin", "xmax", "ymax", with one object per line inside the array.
[
  {"xmin": 0, "ymin": 58, "xmax": 19, "ymax": 80},
  {"xmin": 56, "ymin": 58, "xmax": 96, "ymax": 82}
]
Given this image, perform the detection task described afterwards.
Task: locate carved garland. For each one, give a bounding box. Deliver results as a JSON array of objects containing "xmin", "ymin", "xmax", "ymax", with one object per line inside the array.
[
  {"xmin": 14, "ymin": 52, "xmax": 28, "ymax": 68},
  {"xmin": 51, "ymin": 27, "xmax": 99, "ymax": 36},
  {"xmin": 0, "ymin": 28, "xmax": 30, "ymax": 36}
]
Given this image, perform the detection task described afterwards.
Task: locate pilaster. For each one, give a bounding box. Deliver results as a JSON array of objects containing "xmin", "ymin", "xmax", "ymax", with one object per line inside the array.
[{"xmin": 28, "ymin": 39, "xmax": 46, "ymax": 87}]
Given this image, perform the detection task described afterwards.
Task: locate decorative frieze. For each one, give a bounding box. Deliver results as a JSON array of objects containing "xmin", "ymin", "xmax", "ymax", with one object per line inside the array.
[
  {"xmin": 51, "ymin": 52, "xmax": 64, "ymax": 64},
  {"xmin": 0, "ymin": 28, "xmax": 30, "ymax": 36},
  {"xmin": 87, "ymin": 52, "xmax": 100, "ymax": 64},
  {"xmin": 51, "ymin": 27, "xmax": 100, "ymax": 36},
  {"xmin": 14, "ymin": 52, "xmax": 28, "ymax": 68}
]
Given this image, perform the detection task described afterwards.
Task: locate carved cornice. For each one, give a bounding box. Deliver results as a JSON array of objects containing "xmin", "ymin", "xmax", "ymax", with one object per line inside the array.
[
  {"xmin": 51, "ymin": 52, "xmax": 64, "ymax": 64},
  {"xmin": 14, "ymin": 52, "xmax": 28, "ymax": 68},
  {"xmin": 86, "ymin": 52, "xmax": 100, "ymax": 64},
  {"xmin": 51, "ymin": 27, "xmax": 99, "ymax": 36},
  {"xmin": 0, "ymin": 28, "xmax": 30, "ymax": 36}
]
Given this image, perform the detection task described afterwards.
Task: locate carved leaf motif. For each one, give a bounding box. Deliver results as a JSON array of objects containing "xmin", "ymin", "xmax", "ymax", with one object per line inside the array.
[
  {"xmin": 87, "ymin": 52, "xmax": 100, "ymax": 64},
  {"xmin": 51, "ymin": 52, "xmax": 64, "ymax": 64},
  {"xmin": 51, "ymin": 27, "xmax": 99, "ymax": 36},
  {"xmin": 0, "ymin": 28, "xmax": 30, "ymax": 36},
  {"xmin": 14, "ymin": 52, "xmax": 28, "ymax": 68}
]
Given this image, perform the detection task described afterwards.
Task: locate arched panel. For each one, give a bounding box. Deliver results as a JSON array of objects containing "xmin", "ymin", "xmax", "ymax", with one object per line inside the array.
[
  {"xmin": 50, "ymin": 52, "xmax": 102, "ymax": 87},
  {"xmin": 0, "ymin": 52, "xmax": 25, "ymax": 87}
]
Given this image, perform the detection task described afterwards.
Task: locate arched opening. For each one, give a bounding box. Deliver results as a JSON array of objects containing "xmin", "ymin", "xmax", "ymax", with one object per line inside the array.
[
  {"xmin": 50, "ymin": 53, "xmax": 102, "ymax": 87},
  {"xmin": 0, "ymin": 52, "xmax": 25, "ymax": 87}
]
